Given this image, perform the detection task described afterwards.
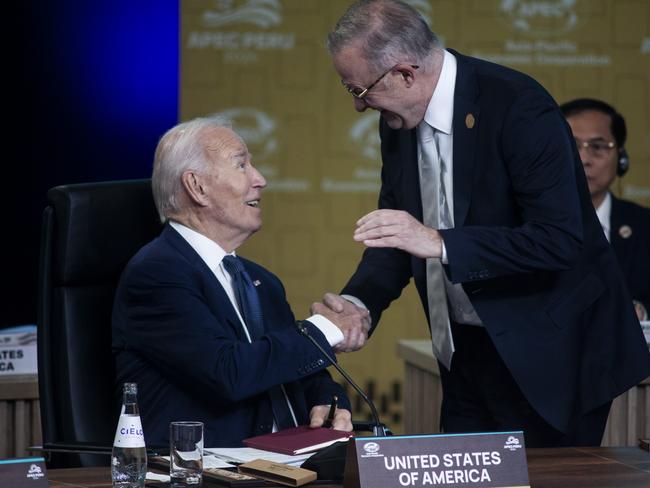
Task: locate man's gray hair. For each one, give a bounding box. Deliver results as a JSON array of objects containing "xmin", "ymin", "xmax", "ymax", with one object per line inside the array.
[
  {"xmin": 327, "ymin": 0, "xmax": 440, "ymax": 72},
  {"xmin": 152, "ymin": 114, "xmax": 232, "ymax": 223}
]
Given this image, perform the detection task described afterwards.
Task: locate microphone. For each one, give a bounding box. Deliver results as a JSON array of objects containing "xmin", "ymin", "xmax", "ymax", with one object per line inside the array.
[{"xmin": 296, "ymin": 320, "xmax": 387, "ymax": 436}]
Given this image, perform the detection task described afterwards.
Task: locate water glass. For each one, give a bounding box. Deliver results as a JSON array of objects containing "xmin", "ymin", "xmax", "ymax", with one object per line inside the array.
[{"xmin": 170, "ymin": 421, "xmax": 204, "ymax": 486}]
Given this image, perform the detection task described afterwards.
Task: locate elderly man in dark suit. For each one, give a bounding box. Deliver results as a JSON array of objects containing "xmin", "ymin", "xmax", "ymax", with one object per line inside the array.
[
  {"xmin": 112, "ymin": 115, "xmax": 352, "ymax": 447},
  {"xmin": 314, "ymin": 0, "xmax": 650, "ymax": 447},
  {"xmin": 561, "ymin": 98, "xmax": 650, "ymax": 321}
]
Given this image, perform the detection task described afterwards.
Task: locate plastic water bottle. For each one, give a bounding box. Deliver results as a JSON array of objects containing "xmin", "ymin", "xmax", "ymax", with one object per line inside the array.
[{"xmin": 111, "ymin": 382, "xmax": 147, "ymax": 488}]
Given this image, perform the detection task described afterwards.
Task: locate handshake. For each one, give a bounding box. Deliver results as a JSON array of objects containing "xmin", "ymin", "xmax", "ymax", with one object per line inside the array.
[{"xmin": 310, "ymin": 292, "xmax": 371, "ymax": 353}]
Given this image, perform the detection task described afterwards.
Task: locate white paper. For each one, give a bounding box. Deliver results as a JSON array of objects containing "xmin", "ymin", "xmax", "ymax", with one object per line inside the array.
[
  {"xmin": 175, "ymin": 449, "xmax": 202, "ymax": 461},
  {"xmin": 160, "ymin": 455, "xmax": 233, "ymax": 469},
  {"xmin": 204, "ymin": 447, "xmax": 313, "ymax": 466},
  {"xmin": 146, "ymin": 471, "xmax": 170, "ymax": 482}
]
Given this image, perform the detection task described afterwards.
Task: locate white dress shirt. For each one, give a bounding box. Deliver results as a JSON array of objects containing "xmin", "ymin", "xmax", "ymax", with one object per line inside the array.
[
  {"xmin": 421, "ymin": 49, "xmax": 456, "ymax": 229},
  {"xmin": 418, "ymin": 51, "xmax": 482, "ymax": 326},
  {"xmin": 169, "ymin": 221, "xmax": 343, "ymax": 346},
  {"xmin": 595, "ymin": 192, "xmax": 612, "ymax": 241}
]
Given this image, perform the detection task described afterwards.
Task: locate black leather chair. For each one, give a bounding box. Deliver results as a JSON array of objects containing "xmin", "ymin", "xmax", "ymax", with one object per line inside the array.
[
  {"xmin": 35, "ymin": 178, "xmax": 387, "ymax": 469},
  {"xmin": 36, "ymin": 179, "xmax": 162, "ymax": 467}
]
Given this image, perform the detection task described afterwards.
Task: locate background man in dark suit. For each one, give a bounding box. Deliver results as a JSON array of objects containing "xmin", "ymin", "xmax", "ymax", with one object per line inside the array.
[
  {"xmin": 561, "ymin": 98, "xmax": 649, "ymax": 321},
  {"xmin": 112, "ymin": 115, "xmax": 353, "ymax": 447},
  {"xmin": 314, "ymin": 0, "xmax": 650, "ymax": 447}
]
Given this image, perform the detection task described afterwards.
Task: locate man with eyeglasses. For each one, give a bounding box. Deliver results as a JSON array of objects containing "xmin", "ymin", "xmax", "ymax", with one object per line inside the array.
[
  {"xmin": 313, "ymin": 0, "xmax": 650, "ymax": 447},
  {"xmin": 561, "ymin": 98, "xmax": 649, "ymax": 321}
]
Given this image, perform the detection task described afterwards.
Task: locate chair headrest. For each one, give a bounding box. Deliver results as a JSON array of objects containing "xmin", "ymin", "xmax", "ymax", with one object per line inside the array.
[{"xmin": 46, "ymin": 179, "xmax": 161, "ymax": 285}]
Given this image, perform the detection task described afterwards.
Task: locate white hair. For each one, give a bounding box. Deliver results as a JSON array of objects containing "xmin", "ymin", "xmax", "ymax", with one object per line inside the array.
[{"xmin": 151, "ymin": 114, "xmax": 232, "ymax": 222}]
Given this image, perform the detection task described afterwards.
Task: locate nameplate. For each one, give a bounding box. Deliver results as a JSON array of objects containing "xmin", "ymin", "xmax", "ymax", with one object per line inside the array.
[
  {"xmin": 344, "ymin": 431, "xmax": 529, "ymax": 488},
  {"xmin": 0, "ymin": 457, "xmax": 48, "ymax": 487},
  {"xmin": 0, "ymin": 328, "xmax": 37, "ymax": 375}
]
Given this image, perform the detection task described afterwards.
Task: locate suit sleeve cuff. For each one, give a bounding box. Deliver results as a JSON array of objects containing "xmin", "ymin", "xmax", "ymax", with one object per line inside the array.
[
  {"xmin": 340, "ymin": 294, "xmax": 368, "ymax": 311},
  {"xmin": 306, "ymin": 314, "xmax": 344, "ymax": 346},
  {"xmin": 340, "ymin": 294, "xmax": 373, "ymax": 326}
]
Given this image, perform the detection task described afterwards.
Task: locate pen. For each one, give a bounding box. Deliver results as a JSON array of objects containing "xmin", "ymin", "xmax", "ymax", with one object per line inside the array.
[{"xmin": 323, "ymin": 395, "xmax": 338, "ymax": 428}]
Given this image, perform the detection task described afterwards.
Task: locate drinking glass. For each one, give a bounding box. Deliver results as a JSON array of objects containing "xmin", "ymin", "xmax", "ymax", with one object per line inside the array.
[{"xmin": 169, "ymin": 421, "xmax": 203, "ymax": 486}]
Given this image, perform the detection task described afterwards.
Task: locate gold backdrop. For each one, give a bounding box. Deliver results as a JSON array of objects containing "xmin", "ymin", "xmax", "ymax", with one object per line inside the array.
[{"xmin": 180, "ymin": 0, "xmax": 650, "ymax": 433}]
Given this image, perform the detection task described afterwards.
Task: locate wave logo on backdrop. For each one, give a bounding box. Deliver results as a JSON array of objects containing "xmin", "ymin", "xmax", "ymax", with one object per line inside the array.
[
  {"xmin": 216, "ymin": 108, "xmax": 309, "ymax": 192},
  {"xmin": 217, "ymin": 108, "xmax": 278, "ymax": 160},
  {"xmin": 500, "ymin": 0, "xmax": 578, "ymax": 37},
  {"xmin": 474, "ymin": 0, "xmax": 607, "ymax": 66},
  {"xmin": 322, "ymin": 113, "xmax": 381, "ymax": 193},
  {"xmin": 187, "ymin": 0, "xmax": 294, "ymax": 63},
  {"xmin": 350, "ymin": 112, "xmax": 381, "ymax": 161},
  {"xmin": 201, "ymin": 0, "xmax": 282, "ymax": 28}
]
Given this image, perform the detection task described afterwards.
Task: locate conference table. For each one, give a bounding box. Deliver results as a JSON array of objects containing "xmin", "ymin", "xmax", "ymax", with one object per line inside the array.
[{"xmin": 47, "ymin": 447, "xmax": 650, "ymax": 487}]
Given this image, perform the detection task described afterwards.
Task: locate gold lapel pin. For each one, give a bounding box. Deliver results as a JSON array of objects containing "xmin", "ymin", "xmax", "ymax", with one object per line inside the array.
[
  {"xmin": 465, "ymin": 113, "xmax": 475, "ymax": 129},
  {"xmin": 618, "ymin": 225, "xmax": 632, "ymax": 239}
]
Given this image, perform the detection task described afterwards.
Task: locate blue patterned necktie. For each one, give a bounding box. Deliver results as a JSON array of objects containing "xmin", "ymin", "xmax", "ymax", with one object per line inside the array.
[
  {"xmin": 222, "ymin": 255, "xmax": 264, "ymax": 339},
  {"xmin": 221, "ymin": 255, "xmax": 296, "ymax": 430}
]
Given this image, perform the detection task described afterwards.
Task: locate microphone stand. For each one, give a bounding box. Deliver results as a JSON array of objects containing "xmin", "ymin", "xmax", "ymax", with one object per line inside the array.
[{"xmin": 296, "ymin": 320, "xmax": 387, "ymax": 437}]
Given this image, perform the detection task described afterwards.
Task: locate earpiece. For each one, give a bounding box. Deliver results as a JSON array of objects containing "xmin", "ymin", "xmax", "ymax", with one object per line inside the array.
[{"xmin": 617, "ymin": 148, "xmax": 629, "ymax": 176}]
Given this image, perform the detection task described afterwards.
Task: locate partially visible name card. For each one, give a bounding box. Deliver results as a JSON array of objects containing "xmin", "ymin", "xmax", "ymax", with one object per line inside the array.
[
  {"xmin": 0, "ymin": 326, "xmax": 37, "ymax": 375},
  {"xmin": 344, "ymin": 431, "xmax": 529, "ymax": 488},
  {"xmin": 0, "ymin": 457, "xmax": 48, "ymax": 487}
]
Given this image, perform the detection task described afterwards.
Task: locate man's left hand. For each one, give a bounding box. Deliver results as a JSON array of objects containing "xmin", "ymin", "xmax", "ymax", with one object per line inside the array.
[
  {"xmin": 309, "ymin": 405, "xmax": 353, "ymax": 432},
  {"xmin": 354, "ymin": 209, "xmax": 443, "ymax": 258}
]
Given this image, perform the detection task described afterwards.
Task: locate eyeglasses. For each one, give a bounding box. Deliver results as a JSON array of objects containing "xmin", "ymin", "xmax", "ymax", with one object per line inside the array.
[
  {"xmin": 574, "ymin": 139, "xmax": 616, "ymax": 158},
  {"xmin": 342, "ymin": 64, "xmax": 419, "ymax": 99}
]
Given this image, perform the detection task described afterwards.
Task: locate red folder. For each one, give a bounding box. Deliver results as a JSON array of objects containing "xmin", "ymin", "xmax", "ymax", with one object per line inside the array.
[{"xmin": 242, "ymin": 426, "xmax": 354, "ymax": 455}]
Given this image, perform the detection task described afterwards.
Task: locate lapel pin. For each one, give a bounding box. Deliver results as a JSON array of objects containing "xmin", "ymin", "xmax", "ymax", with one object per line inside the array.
[
  {"xmin": 253, "ymin": 279, "xmax": 261, "ymax": 286},
  {"xmin": 465, "ymin": 113, "xmax": 475, "ymax": 129},
  {"xmin": 618, "ymin": 225, "xmax": 632, "ymax": 239}
]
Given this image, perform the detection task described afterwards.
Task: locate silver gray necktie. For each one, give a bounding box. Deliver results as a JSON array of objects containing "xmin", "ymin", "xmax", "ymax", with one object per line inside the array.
[{"xmin": 418, "ymin": 122, "xmax": 455, "ymax": 370}]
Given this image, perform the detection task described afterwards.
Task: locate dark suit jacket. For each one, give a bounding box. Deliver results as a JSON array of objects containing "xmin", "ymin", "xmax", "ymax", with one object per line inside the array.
[
  {"xmin": 112, "ymin": 224, "xmax": 349, "ymax": 447},
  {"xmin": 610, "ymin": 195, "xmax": 650, "ymax": 313},
  {"xmin": 342, "ymin": 49, "xmax": 650, "ymax": 434}
]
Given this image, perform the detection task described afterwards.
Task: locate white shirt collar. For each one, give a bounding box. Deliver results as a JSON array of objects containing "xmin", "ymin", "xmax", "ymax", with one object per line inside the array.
[
  {"xmin": 595, "ymin": 192, "xmax": 612, "ymax": 241},
  {"xmin": 423, "ymin": 50, "xmax": 456, "ymax": 135},
  {"xmin": 169, "ymin": 221, "xmax": 233, "ymax": 270}
]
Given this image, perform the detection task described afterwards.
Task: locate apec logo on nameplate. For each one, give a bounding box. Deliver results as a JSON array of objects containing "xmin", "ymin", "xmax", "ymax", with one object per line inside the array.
[
  {"xmin": 344, "ymin": 431, "xmax": 529, "ymax": 488},
  {"xmin": 0, "ymin": 457, "xmax": 48, "ymax": 487}
]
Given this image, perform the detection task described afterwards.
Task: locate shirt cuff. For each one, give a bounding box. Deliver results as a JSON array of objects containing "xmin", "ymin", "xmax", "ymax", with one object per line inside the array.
[
  {"xmin": 441, "ymin": 241, "xmax": 448, "ymax": 264},
  {"xmin": 306, "ymin": 314, "xmax": 344, "ymax": 347}
]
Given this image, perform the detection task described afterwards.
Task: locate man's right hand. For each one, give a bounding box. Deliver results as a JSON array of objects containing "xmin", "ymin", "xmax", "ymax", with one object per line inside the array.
[{"xmin": 311, "ymin": 293, "xmax": 371, "ymax": 352}]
